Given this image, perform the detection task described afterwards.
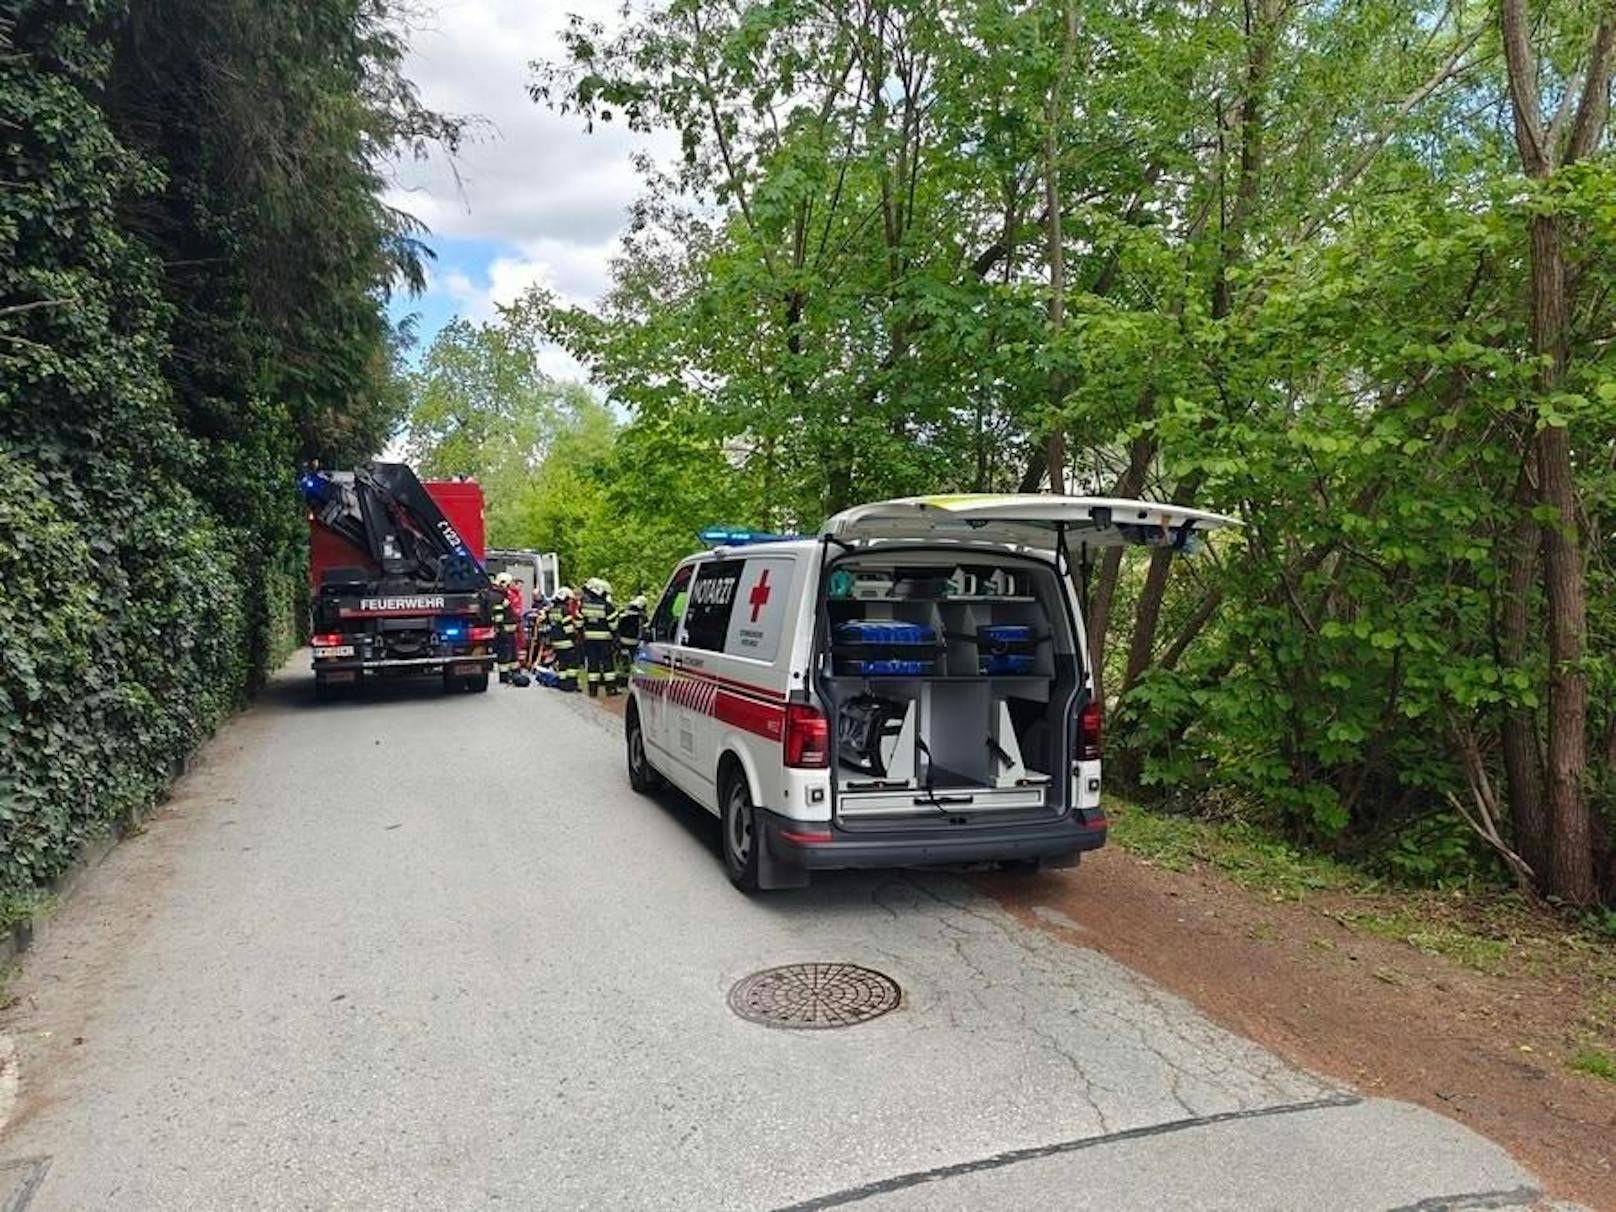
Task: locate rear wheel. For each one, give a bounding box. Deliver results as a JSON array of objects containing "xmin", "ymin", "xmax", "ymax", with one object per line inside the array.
[
  {"xmin": 722, "ymin": 769, "xmax": 761, "ymax": 893},
  {"xmin": 466, "ymin": 671, "xmax": 490, "ymax": 693},
  {"xmin": 315, "ymin": 675, "xmax": 338, "ymax": 702},
  {"xmin": 626, "ymin": 704, "xmax": 663, "ymax": 793}
]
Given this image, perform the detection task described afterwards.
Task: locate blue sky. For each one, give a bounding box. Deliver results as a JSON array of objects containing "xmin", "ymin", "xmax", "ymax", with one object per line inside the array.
[
  {"xmin": 389, "ymin": 235, "xmax": 504, "ymax": 357},
  {"xmin": 383, "ymin": 1, "xmax": 669, "ymax": 381}
]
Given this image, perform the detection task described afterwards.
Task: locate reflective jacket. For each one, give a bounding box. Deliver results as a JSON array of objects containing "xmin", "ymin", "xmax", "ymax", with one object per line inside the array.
[
  {"xmin": 546, "ymin": 603, "xmax": 576, "ymax": 648},
  {"xmin": 579, "ymin": 590, "xmax": 614, "ymax": 641},
  {"xmin": 614, "ymin": 606, "xmax": 644, "ymax": 646}
]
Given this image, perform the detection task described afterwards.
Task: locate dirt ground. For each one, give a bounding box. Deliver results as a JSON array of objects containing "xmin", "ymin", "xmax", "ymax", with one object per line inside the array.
[
  {"xmin": 573, "ymin": 689, "xmax": 1614, "ymax": 1207},
  {"xmin": 979, "ymin": 852, "xmax": 1616, "ymax": 1210}
]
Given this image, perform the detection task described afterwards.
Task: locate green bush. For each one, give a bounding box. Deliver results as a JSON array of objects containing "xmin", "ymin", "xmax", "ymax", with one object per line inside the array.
[
  {"xmin": 0, "ymin": 2, "xmax": 421, "ymax": 900},
  {"xmin": 0, "ymin": 451, "xmax": 247, "ymax": 893}
]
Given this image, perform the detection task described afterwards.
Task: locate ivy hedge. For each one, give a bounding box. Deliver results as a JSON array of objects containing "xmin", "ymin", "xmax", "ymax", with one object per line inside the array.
[{"xmin": 1, "ymin": 1, "xmax": 426, "ymax": 898}]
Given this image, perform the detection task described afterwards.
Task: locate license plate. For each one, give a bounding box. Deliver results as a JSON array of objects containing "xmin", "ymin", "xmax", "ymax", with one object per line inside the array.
[
  {"xmin": 315, "ymin": 646, "xmax": 355, "ymax": 658},
  {"xmin": 451, "ymin": 662, "xmax": 482, "ymax": 676}
]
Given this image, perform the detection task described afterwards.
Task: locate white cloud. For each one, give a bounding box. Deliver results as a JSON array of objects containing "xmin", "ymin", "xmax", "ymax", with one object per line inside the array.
[
  {"xmin": 537, "ymin": 344, "xmax": 589, "ymax": 382},
  {"xmin": 442, "ymin": 268, "xmax": 481, "ymax": 310},
  {"xmin": 386, "ymin": 0, "xmax": 671, "ymax": 281}
]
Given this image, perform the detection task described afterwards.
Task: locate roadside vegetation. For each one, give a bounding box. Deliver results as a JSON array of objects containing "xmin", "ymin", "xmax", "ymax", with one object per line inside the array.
[
  {"xmin": 0, "ymin": 2, "xmax": 453, "ymax": 898},
  {"xmin": 1108, "ymin": 797, "xmax": 1616, "ymax": 1081},
  {"xmin": 8, "ymin": 0, "xmax": 1616, "ymax": 928},
  {"xmin": 405, "ymin": 0, "xmax": 1616, "ymax": 914}
]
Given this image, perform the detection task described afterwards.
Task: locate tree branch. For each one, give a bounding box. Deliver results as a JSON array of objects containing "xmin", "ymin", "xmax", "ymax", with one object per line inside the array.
[
  {"xmin": 1568, "ymin": 17, "xmax": 1616, "ymax": 164},
  {"xmin": 1297, "ymin": 25, "xmax": 1483, "ymax": 242},
  {"xmin": 1499, "ymin": 0, "xmax": 1548, "ymax": 172}
]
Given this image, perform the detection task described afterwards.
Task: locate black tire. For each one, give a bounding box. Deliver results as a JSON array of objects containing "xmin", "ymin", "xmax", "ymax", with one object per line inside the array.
[
  {"xmin": 315, "ymin": 675, "xmax": 342, "ymax": 702},
  {"xmin": 466, "ymin": 671, "xmax": 490, "ymax": 693},
  {"xmin": 626, "ymin": 704, "xmax": 663, "ymax": 793},
  {"xmin": 721, "ymin": 768, "xmax": 762, "ymax": 893}
]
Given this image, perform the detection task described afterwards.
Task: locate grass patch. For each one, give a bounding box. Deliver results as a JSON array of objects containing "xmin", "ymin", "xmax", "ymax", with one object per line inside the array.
[
  {"xmin": 1108, "ymin": 800, "xmax": 1616, "ymax": 988},
  {"xmin": 1108, "ymin": 801, "xmax": 1363, "ymax": 900},
  {"xmin": 1567, "ymin": 1047, "xmax": 1616, "ymax": 1082},
  {"xmin": 0, "ymin": 892, "xmax": 51, "ymax": 931},
  {"xmin": 1336, "ymin": 909, "xmax": 1513, "ymax": 974}
]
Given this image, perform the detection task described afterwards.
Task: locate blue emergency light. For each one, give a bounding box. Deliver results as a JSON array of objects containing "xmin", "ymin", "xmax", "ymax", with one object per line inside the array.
[
  {"xmin": 698, "ymin": 526, "xmax": 802, "ymax": 547},
  {"xmin": 298, "ymin": 470, "xmax": 336, "ymax": 507},
  {"xmin": 439, "ymin": 623, "xmax": 465, "ymax": 640}
]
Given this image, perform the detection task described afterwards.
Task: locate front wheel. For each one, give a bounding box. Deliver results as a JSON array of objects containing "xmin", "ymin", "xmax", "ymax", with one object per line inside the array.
[
  {"xmin": 626, "ymin": 705, "xmax": 663, "ymax": 793},
  {"xmin": 722, "ymin": 771, "xmax": 761, "ymax": 893}
]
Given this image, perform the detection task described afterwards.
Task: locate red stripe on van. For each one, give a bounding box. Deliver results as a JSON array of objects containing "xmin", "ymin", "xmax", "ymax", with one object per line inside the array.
[
  {"xmin": 676, "ymin": 667, "xmax": 785, "ymax": 703},
  {"xmin": 715, "ymin": 690, "xmax": 785, "ymax": 742}
]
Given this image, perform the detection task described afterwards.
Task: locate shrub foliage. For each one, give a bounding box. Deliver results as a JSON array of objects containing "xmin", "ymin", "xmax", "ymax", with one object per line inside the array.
[{"xmin": 0, "ymin": 1, "xmax": 436, "ymax": 896}]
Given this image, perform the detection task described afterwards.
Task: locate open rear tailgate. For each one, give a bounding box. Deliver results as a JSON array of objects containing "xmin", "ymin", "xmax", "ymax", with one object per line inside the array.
[{"xmin": 823, "ymin": 494, "xmax": 1237, "ymax": 550}]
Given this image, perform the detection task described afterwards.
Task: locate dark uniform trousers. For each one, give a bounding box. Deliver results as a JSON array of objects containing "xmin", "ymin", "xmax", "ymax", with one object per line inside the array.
[
  {"xmin": 614, "ymin": 609, "xmax": 643, "ymax": 680},
  {"xmin": 491, "ymin": 599, "xmax": 518, "ymax": 681},
  {"xmin": 580, "ymin": 596, "xmax": 617, "ymax": 696},
  {"xmin": 547, "ymin": 607, "xmax": 580, "ymax": 691}
]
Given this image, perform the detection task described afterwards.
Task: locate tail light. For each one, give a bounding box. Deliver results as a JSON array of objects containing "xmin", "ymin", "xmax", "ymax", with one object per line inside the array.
[
  {"xmin": 1077, "ymin": 700, "xmax": 1103, "ymax": 761},
  {"xmin": 784, "ymin": 702, "xmax": 829, "ymax": 769},
  {"xmin": 469, "ymin": 625, "xmax": 496, "ymax": 641},
  {"xmin": 311, "ymin": 633, "xmax": 345, "ymax": 647}
]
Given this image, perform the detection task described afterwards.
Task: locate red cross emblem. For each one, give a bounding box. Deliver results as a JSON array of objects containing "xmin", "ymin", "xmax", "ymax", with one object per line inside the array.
[{"xmin": 748, "ymin": 568, "xmax": 772, "ymax": 622}]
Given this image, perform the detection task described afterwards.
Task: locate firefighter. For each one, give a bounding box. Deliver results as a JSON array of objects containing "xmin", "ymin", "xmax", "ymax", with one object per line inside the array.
[
  {"xmin": 547, "ymin": 587, "xmax": 581, "ymax": 692},
  {"xmin": 580, "ymin": 577, "xmax": 618, "ymax": 697},
  {"xmin": 614, "ymin": 593, "xmax": 647, "ymax": 681},
  {"xmin": 491, "ymin": 573, "xmax": 520, "ymax": 683},
  {"xmin": 503, "ymin": 575, "xmax": 526, "ymax": 666}
]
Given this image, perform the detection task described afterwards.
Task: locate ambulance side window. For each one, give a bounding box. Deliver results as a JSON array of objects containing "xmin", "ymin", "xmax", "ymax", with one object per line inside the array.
[
  {"xmin": 682, "ymin": 559, "xmax": 744, "ymax": 652},
  {"xmin": 648, "ymin": 564, "xmax": 695, "ymax": 644}
]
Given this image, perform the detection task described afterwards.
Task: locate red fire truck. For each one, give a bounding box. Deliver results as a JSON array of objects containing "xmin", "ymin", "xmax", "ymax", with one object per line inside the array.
[{"xmin": 301, "ymin": 463, "xmax": 500, "ymax": 697}]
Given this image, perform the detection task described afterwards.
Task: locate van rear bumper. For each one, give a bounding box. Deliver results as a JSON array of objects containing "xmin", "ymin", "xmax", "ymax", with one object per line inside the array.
[{"xmin": 759, "ymin": 808, "xmax": 1107, "ymax": 870}]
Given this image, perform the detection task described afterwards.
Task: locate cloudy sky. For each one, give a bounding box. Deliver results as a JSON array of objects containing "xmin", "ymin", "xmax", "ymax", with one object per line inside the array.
[{"xmin": 383, "ymin": 1, "xmax": 667, "ymax": 379}]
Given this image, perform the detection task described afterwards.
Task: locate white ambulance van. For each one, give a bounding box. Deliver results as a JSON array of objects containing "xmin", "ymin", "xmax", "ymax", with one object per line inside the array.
[{"xmin": 625, "ymin": 495, "xmax": 1234, "ymax": 891}]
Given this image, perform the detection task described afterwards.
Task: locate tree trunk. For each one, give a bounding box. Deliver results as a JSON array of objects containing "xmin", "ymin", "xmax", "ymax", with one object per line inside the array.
[
  {"xmin": 1040, "ymin": 0, "xmax": 1078, "ymax": 498},
  {"xmin": 1118, "ymin": 0, "xmax": 1270, "ymax": 704},
  {"xmin": 1158, "ymin": 587, "xmax": 1225, "ymax": 672},
  {"xmin": 1122, "ymin": 476, "xmax": 1200, "ymax": 695},
  {"xmin": 1086, "ymin": 426, "xmax": 1155, "ymax": 703},
  {"xmin": 1498, "ymin": 471, "xmax": 1548, "ymax": 883},
  {"xmin": 1539, "ymin": 423, "xmax": 1593, "ymax": 903},
  {"xmin": 1529, "ymin": 211, "xmax": 1594, "ymax": 905},
  {"xmin": 1497, "ymin": 0, "xmax": 1608, "ymax": 908}
]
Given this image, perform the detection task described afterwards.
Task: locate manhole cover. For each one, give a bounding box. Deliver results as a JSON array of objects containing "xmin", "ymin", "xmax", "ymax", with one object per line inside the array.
[{"xmin": 728, "ymin": 963, "xmax": 901, "ymax": 1029}]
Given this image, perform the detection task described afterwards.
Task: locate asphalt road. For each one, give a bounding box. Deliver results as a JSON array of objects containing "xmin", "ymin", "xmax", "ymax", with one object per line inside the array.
[{"xmin": 0, "ymin": 658, "xmax": 1557, "ymax": 1210}]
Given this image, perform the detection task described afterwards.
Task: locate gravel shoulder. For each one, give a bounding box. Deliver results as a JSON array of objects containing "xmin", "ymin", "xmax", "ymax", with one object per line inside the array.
[{"xmin": 976, "ymin": 825, "xmax": 1616, "ymax": 1209}]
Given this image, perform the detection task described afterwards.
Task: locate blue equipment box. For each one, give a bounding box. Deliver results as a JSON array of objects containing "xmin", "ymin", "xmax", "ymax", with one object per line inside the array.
[
  {"xmin": 836, "ymin": 621, "xmax": 935, "ymax": 644},
  {"xmin": 833, "ymin": 621, "xmax": 938, "ymax": 676},
  {"xmin": 977, "ymin": 624, "xmax": 1038, "ymax": 675}
]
